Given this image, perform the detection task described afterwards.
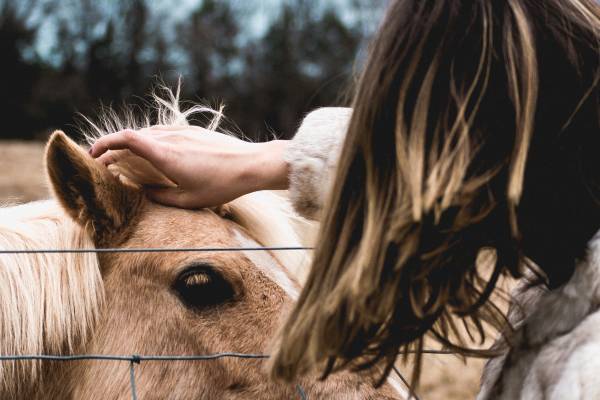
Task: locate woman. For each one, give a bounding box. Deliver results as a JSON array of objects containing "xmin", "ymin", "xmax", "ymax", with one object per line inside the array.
[{"xmin": 90, "ymin": 0, "xmax": 600, "ymax": 390}]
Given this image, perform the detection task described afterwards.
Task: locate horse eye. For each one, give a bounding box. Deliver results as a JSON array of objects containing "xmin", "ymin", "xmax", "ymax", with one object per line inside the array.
[{"xmin": 173, "ymin": 264, "xmax": 235, "ymax": 309}]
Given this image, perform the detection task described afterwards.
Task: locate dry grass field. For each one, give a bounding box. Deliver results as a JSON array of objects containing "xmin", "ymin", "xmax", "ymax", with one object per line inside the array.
[
  {"xmin": 0, "ymin": 141, "xmax": 48, "ymax": 204},
  {"xmin": 0, "ymin": 140, "xmax": 491, "ymax": 399}
]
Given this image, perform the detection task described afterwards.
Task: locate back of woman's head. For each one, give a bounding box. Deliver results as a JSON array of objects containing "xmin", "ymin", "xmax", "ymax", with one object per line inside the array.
[{"xmin": 271, "ymin": 0, "xmax": 600, "ymax": 388}]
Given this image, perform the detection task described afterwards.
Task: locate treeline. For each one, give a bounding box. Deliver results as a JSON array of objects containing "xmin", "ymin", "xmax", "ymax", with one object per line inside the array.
[{"xmin": 0, "ymin": 0, "xmax": 383, "ymax": 141}]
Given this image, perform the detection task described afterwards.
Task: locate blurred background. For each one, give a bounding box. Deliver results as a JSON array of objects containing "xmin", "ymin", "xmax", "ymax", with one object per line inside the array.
[
  {"xmin": 0, "ymin": 1, "xmax": 489, "ymax": 398},
  {"xmin": 0, "ymin": 0, "xmax": 386, "ymax": 141}
]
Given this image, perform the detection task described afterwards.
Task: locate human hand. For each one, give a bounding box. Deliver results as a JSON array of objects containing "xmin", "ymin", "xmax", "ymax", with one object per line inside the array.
[{"xmin": 89, "ymin": 126, "xmax": 289, "ymax": 208}]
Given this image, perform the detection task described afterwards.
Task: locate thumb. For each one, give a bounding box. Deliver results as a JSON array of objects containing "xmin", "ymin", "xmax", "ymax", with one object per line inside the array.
[{"xmin": 146, "ymin": 187, "xmax": 194, "ymax": 208}]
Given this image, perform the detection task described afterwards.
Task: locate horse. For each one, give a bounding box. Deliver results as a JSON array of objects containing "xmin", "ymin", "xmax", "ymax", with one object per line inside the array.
[{"xmin": 0, "ymin": 100, "xmax": 406, "ymax": 398}]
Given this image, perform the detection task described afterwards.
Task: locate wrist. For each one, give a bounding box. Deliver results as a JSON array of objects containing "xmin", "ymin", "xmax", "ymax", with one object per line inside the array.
[{"xmin": 242, "ymin": 140, "xmax": 290, "ymax": 193}]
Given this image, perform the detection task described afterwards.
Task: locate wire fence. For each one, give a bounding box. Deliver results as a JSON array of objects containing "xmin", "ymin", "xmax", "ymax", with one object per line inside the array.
[{"xmin": 0, "ymin": 246, "xmax": 460, "ymax": 400}]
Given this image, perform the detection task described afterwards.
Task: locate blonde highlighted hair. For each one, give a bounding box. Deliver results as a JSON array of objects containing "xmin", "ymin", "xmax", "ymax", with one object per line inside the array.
[{"xmin": 272, "ymin": 0, "xmax": 600, "ymax": 389}]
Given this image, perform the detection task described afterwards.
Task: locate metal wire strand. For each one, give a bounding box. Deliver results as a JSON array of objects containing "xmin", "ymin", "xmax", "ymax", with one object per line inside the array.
[
  {"xmin": 0, "ymin": 352, "xmax": 465, "ymax": 400},
  {"xmin": 129, "ymin": 359, "xmax": 138, "ymax": 400},
  {"xmin": 393, "ymin": 366, "xmax": 420, "ymax": 400},
  {"xmin": 0, "ymin": 354, "xmax": 304, "ymax": 400},
  {"xmin": 296, "ymin": 384, "xmax": 308, "ymax": 400},
  {"xmin": 0, "ymin": 246, "xmax": 313, "ymax": 254}
]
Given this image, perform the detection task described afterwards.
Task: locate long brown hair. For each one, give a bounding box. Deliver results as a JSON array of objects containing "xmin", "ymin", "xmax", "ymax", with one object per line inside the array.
[{"xmin": 271, "ymin": 0, "xmax": 600, "ymax": 388}]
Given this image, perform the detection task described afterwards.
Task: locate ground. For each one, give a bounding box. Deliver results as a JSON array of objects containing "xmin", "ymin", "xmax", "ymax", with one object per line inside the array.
[
  {"xmin": 0, "ymin": 140, "xmax": 490, "ymax": 400},
  {"xmin": 0, "ymin": 141, "xmax": 48, "ymax": 204}
]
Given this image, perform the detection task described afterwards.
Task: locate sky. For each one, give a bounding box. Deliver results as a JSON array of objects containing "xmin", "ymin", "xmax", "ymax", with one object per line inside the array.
[{"xmin": 24, "ymin": 0, "xmax": 387, "ymax": 63}]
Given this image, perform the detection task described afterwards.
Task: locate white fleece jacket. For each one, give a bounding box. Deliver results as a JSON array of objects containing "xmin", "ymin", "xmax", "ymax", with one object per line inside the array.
[{"xmin": 284, "ymin": 107, "xmax": 352, "ymax": 220}]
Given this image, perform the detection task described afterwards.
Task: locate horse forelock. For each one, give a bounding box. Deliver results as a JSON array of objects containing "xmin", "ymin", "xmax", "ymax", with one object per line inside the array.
[{"xmin": 0, "ymin": 200, "xmax": 103, "ymax": 395}]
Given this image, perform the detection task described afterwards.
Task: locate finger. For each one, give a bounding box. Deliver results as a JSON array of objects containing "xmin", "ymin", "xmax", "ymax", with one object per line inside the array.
[
  {"xmin": 96, "ymin": 151, "xmax": 117, "ymax": 166},
  {"xmin": 146, "ymin": 187, "xmax": 194, "ymax": 208},
  {"xmin": 89, "ymin": 129, "xmax": 165, "ymax": 165}
]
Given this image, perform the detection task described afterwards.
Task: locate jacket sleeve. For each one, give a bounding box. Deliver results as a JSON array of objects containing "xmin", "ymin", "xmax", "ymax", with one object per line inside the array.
[{"xmin": 283, "ymin": 107, "xmax": 352, "ymax": 220}]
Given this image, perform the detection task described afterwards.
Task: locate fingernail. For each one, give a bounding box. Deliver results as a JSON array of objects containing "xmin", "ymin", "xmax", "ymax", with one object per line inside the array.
[{"xmin": 88, "ymin": 146, "xmax": 94, "ymax": 156}]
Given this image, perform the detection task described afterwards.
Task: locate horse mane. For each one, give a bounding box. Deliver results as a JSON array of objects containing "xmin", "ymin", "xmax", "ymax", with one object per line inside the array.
[{"xmin": 0, "ymin": 200, "xmax": 103, "ymax": 394}]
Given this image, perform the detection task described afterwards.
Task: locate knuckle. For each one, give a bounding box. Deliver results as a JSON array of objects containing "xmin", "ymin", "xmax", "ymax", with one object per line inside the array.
[{"xmin": 122, "ymin": 129, "xmax": 138, "ymax": 141}]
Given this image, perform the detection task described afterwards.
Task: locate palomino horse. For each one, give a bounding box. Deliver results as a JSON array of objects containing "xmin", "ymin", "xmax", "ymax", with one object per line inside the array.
[{"xmin": 0, "ymin": 121, "xmax": 405, "ymax": 398}]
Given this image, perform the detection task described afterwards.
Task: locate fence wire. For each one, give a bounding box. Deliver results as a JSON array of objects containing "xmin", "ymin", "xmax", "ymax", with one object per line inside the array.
[
  {"xmin": 0, "ymin": 246, "xmax": 461, "ymax": 399},
  {"xmin": 0, "ymin": 246, "xmax": 312, "ymax": 254},
  {"xmin": 0, "ymin": 351, "xmax": 455, "ymax": 400}
]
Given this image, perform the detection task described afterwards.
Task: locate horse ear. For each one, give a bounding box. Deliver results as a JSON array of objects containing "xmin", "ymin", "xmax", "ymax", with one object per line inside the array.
[{"xmin": 45, "ymin": 130, "xmax": 143, "ymax": 244}]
